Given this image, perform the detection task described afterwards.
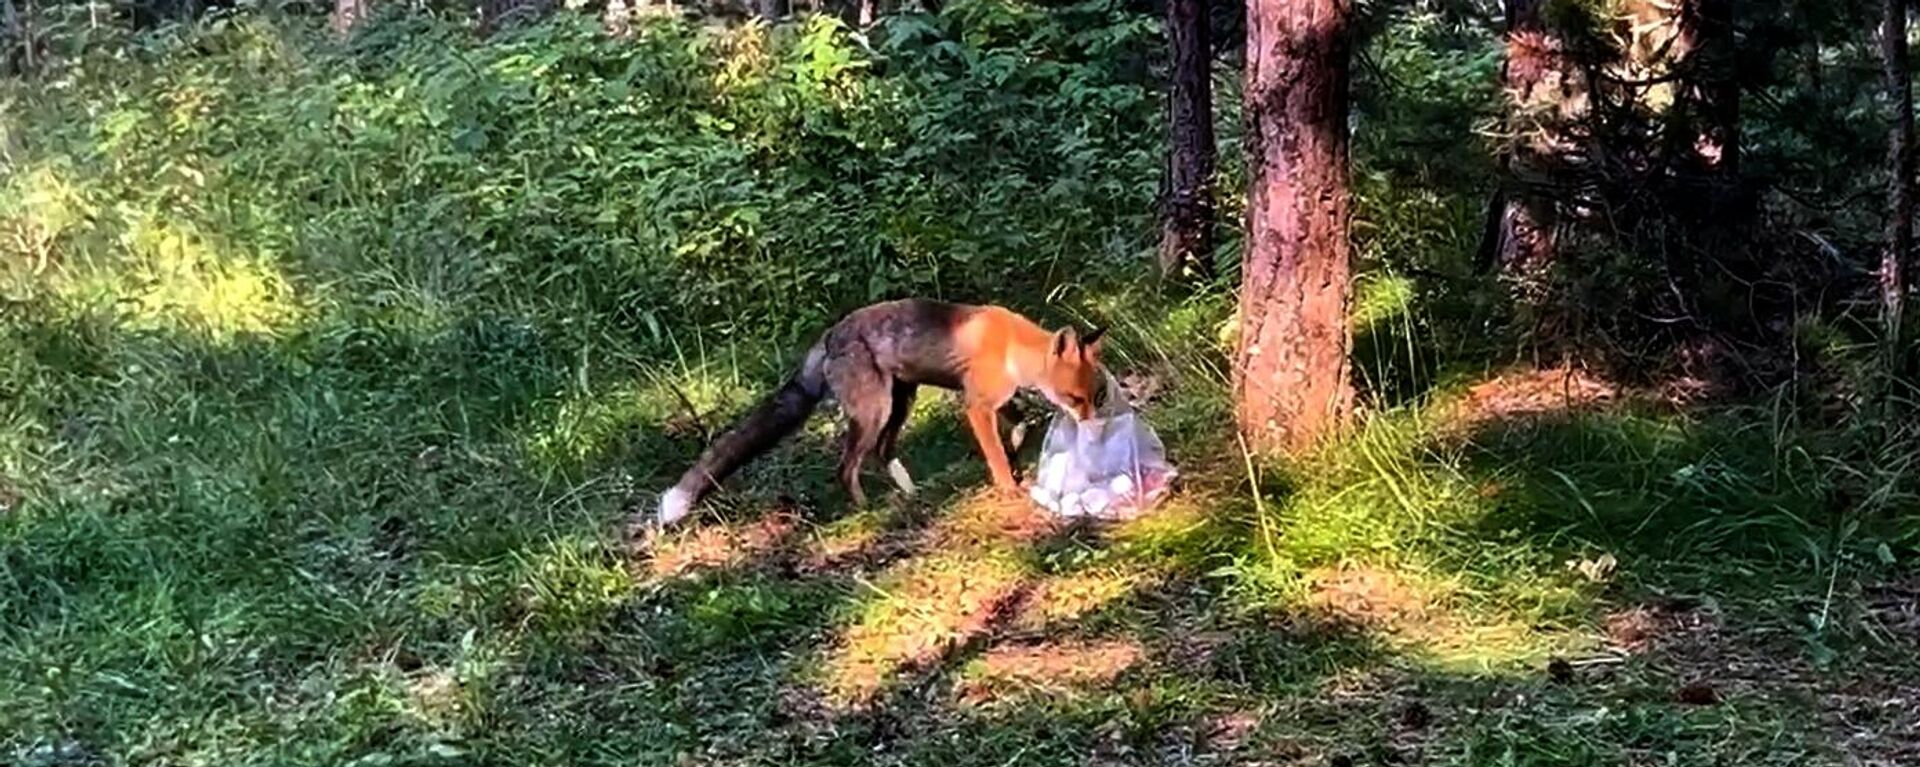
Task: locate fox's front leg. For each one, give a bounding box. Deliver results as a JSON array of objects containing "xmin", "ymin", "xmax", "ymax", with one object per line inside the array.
[
  {"xmin": 999, "ymin": 400, "xmax": 1032, "ymax": 456},
  {"xmin": 965, "ymin": 402, "xmax": 1019, "ymax": 493}
]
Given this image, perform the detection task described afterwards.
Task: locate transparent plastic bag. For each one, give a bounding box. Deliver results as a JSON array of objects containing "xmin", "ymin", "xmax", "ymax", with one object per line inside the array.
[{"xmin": 1027, "ymin": 369, "xmax": 1177, "ymax": 520}]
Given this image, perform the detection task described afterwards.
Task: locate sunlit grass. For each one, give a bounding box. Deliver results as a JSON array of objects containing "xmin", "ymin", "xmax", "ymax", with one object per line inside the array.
[
  {"xmin": 955, "ymin": 638, "xmax": 1145, "ymax": 705},
  {"xmin": 0, "ymin": 165, "xmax": 87, "ymax": 276},
  {"xmin": 645, "ymin": 511, "xmax": 800, "ymax": 578},
  {"xmin": 813, "ymin": 494, "xmax": 1040, "ymax": 705},
  {"xmin": 41, "ymin": 213, "xmax": 309, "ymax": 342},
  {"xmin": 1352, "ymin": 271, "xmax": 1417, "ymax": 329},
  {"xmin": 1004, "ymin": 565, "xmax": 1153, "ymax": 633},
  {"xmin": 518, "ymin": 366, "xmax": 751, "ymax": 473},
  {"xmin": 511, "ymin": 535, "xmax": 639, "ymax": 639},
  {"xmin": 803, "ymin": 508, "xmax": 896, "ymax": 570}
]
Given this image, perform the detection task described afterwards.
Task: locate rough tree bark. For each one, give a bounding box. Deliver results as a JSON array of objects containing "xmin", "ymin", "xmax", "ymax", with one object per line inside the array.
[
  {"xmin": 1234, "ymin": 0, "xmax": 1354, "ymax": 455},
  {"xmin": 1158, "ymin": 0, "xmax": 1217, "ymax": 280},
  {"xmin": 1883, "ymin": 0, "xmax": 1913, "ymax": 347},
  {"xmin": 331, "ymin": 0, "xmax": 366, "ymax": 35}
]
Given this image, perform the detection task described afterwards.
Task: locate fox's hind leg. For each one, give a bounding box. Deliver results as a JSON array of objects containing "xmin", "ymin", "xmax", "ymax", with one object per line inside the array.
[
  {"xmin": 825, "ymin": 346, "xmax": 889, "ymax": 507},
  {"xmin": 877, "ymin": 381, "xmax": 919, "ymax": 496}
]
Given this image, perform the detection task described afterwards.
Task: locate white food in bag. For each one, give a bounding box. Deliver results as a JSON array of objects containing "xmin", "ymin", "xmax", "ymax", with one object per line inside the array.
[{"xmin": 1026, "ymin": 369, "xmax": 1177, "ymax": 520}]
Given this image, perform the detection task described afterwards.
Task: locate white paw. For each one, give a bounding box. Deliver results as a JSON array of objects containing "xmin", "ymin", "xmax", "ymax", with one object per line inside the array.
[
  {"xmin": 656, "ymin": 487, "xmax": 695, "ymax": 527},
  {"xmin": 886, "ymin": 459, "xmax": 917, "ymax": 496}
]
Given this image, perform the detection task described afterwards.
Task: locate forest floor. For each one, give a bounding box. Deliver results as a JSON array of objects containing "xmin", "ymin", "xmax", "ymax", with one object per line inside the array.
[
  {"xmin": 4, "ymin": 328, "xmax": 1918, "ymax": 766},
  {"xmin": 610, "ymin": 366, "xmax": 1920, "ymax": 767}
]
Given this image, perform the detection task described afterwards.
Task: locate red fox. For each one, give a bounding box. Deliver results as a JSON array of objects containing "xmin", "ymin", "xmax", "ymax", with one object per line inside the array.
[{"xmin": 656, "ymin": 298, "xmax": 1105, "ymax": 526}]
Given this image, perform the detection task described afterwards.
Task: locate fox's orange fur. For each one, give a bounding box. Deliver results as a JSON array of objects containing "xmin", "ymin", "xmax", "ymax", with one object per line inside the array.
[
  {"xmin": 656, "ymin": 299, "xmax": 1104, "ymax": 526},
  {"xmin": 948, "ymin": 305, "xmax": 1103, "ymax": 490}
]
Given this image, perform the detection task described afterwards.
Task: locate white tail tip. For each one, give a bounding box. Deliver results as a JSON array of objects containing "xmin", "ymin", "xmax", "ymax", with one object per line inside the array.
[{"xmin": 657, "ymin": 486, "xmax": 696, "ymax": 526}]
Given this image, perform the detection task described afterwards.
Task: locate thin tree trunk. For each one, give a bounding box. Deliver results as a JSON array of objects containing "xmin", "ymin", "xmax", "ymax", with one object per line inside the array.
[
  {"xmin": 332, "ymin": 0, "xmax": 366, "ymax": 35},
  {"xmin": 1234, "ymin": 0, "xmax": 1354, "ymax": 455},
  {"xmin": 1486, "ymin": 0, "xmax": 1559, "ymax": 279},
  {"xmin": 1158, "ymin": 0, "xmax": 1216, "ymax": 280},
  {"xmin": 759, "ymin": 0, "xmax": 787, "ymax": 20},
  {"xmin": 603, "ymin": 0, "xmax": 631, "ymax": 36},
  {"xmin": 1687, "ymin": 0, "xmax": 1738, "ymax": 179},
  {"xmin": 1883, "ymin": 0, "xmax": 1912, "ymax": 348},
  {"xmin": 1, "ymin": 0, "xmax": 20, "ymax": 77},
  {"xmin": 478, "ymin": 0, "xmax": 550, "ymax": 36},
  {"xmin": 1663, "ymin": 0, "xmax": 1744, "ymax": 253}
]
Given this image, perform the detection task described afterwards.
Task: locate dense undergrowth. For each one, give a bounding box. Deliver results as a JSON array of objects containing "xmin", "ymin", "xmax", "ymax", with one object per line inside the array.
[{"xmin": 2, "ymin": 4, "xmax": 1916, "ymax": 766}]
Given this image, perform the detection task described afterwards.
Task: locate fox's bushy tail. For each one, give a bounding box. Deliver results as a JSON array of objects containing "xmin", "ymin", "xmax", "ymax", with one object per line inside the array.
[{"xmin": 656, "ymin": 345, "xmax": 829, "ymax": 525}]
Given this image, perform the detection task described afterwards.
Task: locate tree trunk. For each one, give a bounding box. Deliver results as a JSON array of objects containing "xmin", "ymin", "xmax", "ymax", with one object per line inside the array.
[
  {"xmin": 478, "ymin": 0, "xmax": 550, "ymax": 36},
  {"xmin": 603, "ymin": 0, "xmax": 631, "ymax": 36},
  {"xmin": 759, "ymin": 0, "xmax": 788, "ymax": 20},
  {"xmin": 1697, "ymin": 0, "xmax": 1738, "ymax": 177},
  {"xmin": 1883, "ymin": 0, "xmax": 1913, "ymax": 347},
  {"xmin": 1234, "ymin": 0, "xmax": 1354, "ymax": 455},
  {"xmin": 1661, "ymin": 0, "xmax": 1744, "ymax": 256},
  {"xmin": 1, "ymin": 0, "xmax": 21, "ymax": 77},
  {"xmin": 331, "ymin": 0, "xmax": 366, "ymax": 35},
  {"xmin": 1484, "ymin": 0, "xmax": 1563, "ymax": 280},
  {"xmin": 1158, "ymin": 0, "xmax": 1217, "ymax": 280},
  {"xmin": 1673, "ymin": 0, "xmax": 1739, "ymax": 179}
]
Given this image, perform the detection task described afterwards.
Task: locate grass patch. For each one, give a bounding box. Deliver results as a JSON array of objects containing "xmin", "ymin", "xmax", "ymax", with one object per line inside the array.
[
  {"xmin": 7, "ymin": 280, "xmax": 1912, "ymax": 767},
  {"xmin": 5, "ymin": 216, "xmax": 1912, "ymax": 766}
]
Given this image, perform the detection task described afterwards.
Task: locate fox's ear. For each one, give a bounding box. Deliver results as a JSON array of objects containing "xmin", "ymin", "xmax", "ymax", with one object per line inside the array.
[
  {"xmin": 1081, "ymin": 326, "xmax": 1106, "ymax": 358},
  {"xmin": 1050, "ymin": 328, "xmax": 1078, "ymax": 357}
]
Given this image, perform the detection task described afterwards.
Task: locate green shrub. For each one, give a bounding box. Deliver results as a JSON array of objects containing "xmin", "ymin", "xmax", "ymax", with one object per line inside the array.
[{"xmin": 2, "ymin": 1, "xmax": 1163, "ymax": 366}]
